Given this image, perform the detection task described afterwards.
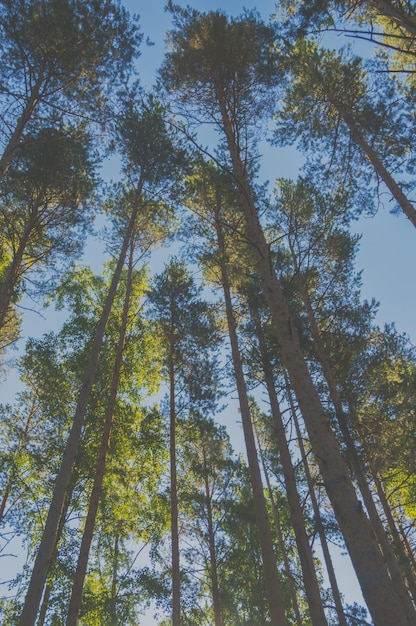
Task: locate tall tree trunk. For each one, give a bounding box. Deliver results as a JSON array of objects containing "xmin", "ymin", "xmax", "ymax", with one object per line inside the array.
[
  {"xmin": 110, "ymin": 535, "xmax": 119, "ymax": 626},
  {"xmin": 254, "ymin": 424, "xmax": 304, "ymax": 626},
  {"xmin": 214, "ymin": 213, "xmax": 289, "ymax": 626},
  {"xmin": 202, "ymin": 467, "xmax": 224, "ymax": 626},
  {"xmin": 371, "ymin": 0, "xmax": 416, "ymax": 37},
  {"xmin": 397, "ymin": 519, "xmax": 416, "ymax": 588},
  {"xmin": 0, "ymin": 71, "xmax": 45, "ymax": 179},
  {"xmin": 36, "ymin": 582, "xmax": 51, "ymax": 626},
  {"xmin": 251, "ymin": 305, "xmax": 328, "ymax": 626},
  {"xmin": 285, "ymin": 374, "xmax": 349, "ymax": 626},
  {"xmin": 292, "ymin": 266, "xmax": 416, "ymax": 620},
  {"xmin": 65, "ymin": 239, "xmax": 135, "ymax": 626},
  {"xmin": 169, "ymin": 349, "xmax": 181, "ymax": 626},
  {"xmin": 217, "ymin": 98, "xmax": 411, "ymax": 626},
  {"xmin": 36, "ymin": 486, "xmax": 73, "ymax": 626},
  {"xmin": 335, "ymin": 102, "xmax": 416, "ymax": 228},
  {"xmin": 18, "ymin": 197, "xmax": 141, "ymax": 626}
]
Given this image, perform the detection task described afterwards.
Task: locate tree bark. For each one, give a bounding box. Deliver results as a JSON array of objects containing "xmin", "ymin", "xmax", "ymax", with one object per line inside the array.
[
  {"xmin": 203, "ymin": 467, "xmax": 224, "ymax": 626},
  {"xmin": 397, "ymin": 518, "xmax": 416, "ymax": 590},
  {"xmin": 255, "ymin": 424, "xmax": 304, "ymax": 626},
  {"xmin": 36, "ymin": 486, "xmax": 73, "ymax": 626},
  {"xmin": 0, "ymin": 71, "xmax": 45, "ymax": 179},
  {"xmin": 0, "ymin": 400, "xmax": 38, "ymax": 522},
  {"xmin": 251, "ymin": 306, "xmax": 328, "ymax": 626},
  {"xmin": 65, "ymin": 239, "xmax": 135, "ymax": 626},
  {"xmin": 370, "ymin": 463, "xmax": 416, "ymax": 602},
  {"xmin": 169, "ymin": 349, "xmax": 181, "ymax": 626},
  {"xmin": 292, "ymin": 268, "xmax": 416, "ymax": 621},
  {"xmin": 335, "ymin": 102, "xmax": 416, "ymax": 228},
  {"xmin": 0, "ymin": 211, "xmax": 37, "ymax": 331},
  {"xmin": 110, "ymin": 535, "xmax": 119, "ymax": 626},
  {"xmin": 371, "ymin": 0, "xmax": 416, "ymax": 37},
  {"xmin": 18, "ymin": 197, "xmax": 141, "ymax": 626},
  {"xmin": 214, "ymin": 214, "xmax": 289, "ymax": 626},
  {"xmin": 285, "ymin": 375, "xmax": 348, "ymax": 626},
  {"xmin": 217, "ymin": 98, "xmax": 411, "ymax": 626}
]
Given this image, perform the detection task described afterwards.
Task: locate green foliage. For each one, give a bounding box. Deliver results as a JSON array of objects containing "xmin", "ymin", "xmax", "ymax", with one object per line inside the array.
[
  {"xmin": 0, "ymin": 123, "xmax": 96, "ymax": 350},
  {"xmin": 278, "ymin": 0, "xmax": 416, "ymax": 57},
  {"xmin": 0, "ymin": 0, "xmax": 142, "ymax": 157},
  {"xmin": 347, "ymin": 325, "xmax": 416, "ymax": 521},
  {"xmin": 275, "ymin": 40, "xmax": 415, "ymax": 210},
  {"xmin": 2, "ymin": 125, "xmax": 97, "ymax": 212},
  {"xmin": 114, "ymin": 92, "xmax": 188, "ymax": 193},
  {"xmin": 147, "ymin": 258, "xmax": 222, "ymax": 413},
  {"xmin": 162, "ymin": 5, "xmax": 280, "ymax": 148}
]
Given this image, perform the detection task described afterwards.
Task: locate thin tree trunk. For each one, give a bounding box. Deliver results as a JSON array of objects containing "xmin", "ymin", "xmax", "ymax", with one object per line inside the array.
[
  {"xmin": 0, "ymin": 481, "xmax": 12, "ymax": 524},
  {"xmin": 35, "ymin": 582, "xmax": 51, "ymax": 626},
  {"xmin": 203, "ymin": 468, "xmax": 224, "ymax": 626},
  {"xmin": 285, "ymin": 374, "xmax": 349, "ymax": 626},
  {"xmin": 254, "ymin": 424, "xmax": 304, "ymax": 626},
  {"xmin": 371, "ymin": 464, "xmax": 416, "ymax": 602},
  {"xmin": 214, "ymin": 214, "xmax": 289, "ymax": 626},
  {"xmin": 18, "ymin": 197, "xmax": 141, "ymax": 626},
  {"xmin": 170, "ymin": 350, "xmax": 181, "ymax": 626},
  {"xmin": 397, "ymin": 519, "xmax": 416, "ymax": 585},
  {"xmin": 110, "ymin": 535, "xmax": 119, "ymax": 626},
  {"xmin": 337, "ymin": 103, "xmax": 416, "ymax": 228},
  {"xmin": 36, "ymin": 486, "xmax": 73, "ymax": 626},
  {"xmin": 217, "ymin": 99, "xmax": 410, "ymax": 626},
  {"xmin": 65, "ymin": 239, "xmax": 135, "ymax": 626},
  {"xmin": 251, "ymin": 306, "xmax": 328, "ymax": 626}
]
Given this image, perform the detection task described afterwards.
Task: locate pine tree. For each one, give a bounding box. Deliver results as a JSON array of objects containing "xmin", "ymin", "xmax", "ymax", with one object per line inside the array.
[
  {"xmin": 162, "ymin": 9, "xmax": 413, "ymax": 624},
  {"xmin": 0, "ymin": 0, "xmax": 141, "ymax": 178},
  {"xmin": 147, "ymin": 259, "xmax": 221, "ymax": 626},
  {"xmin": 17, "ymin": 93, "xmax": 180, "ymax": 626}
]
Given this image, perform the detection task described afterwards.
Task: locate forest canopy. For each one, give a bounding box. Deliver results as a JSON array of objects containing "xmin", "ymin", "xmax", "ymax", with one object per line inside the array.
[{"xmin": 0, "ymin": 1, "xmax": 415, "ymax": 625}]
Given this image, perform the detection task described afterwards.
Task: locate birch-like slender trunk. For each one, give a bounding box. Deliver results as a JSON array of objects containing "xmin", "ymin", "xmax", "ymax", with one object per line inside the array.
[
  {"xmin": 110, "ymin": 535, "xmax": 120, "ymax": 626},
  {"xmin": 202, "ymin": 468, "xmax": 224, "ymax": 626}
]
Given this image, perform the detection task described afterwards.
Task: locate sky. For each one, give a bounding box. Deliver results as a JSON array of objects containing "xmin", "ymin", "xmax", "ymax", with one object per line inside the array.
[{"xmin": 1, "ymin": 0, "xmax": 415, "ymax": 623}]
